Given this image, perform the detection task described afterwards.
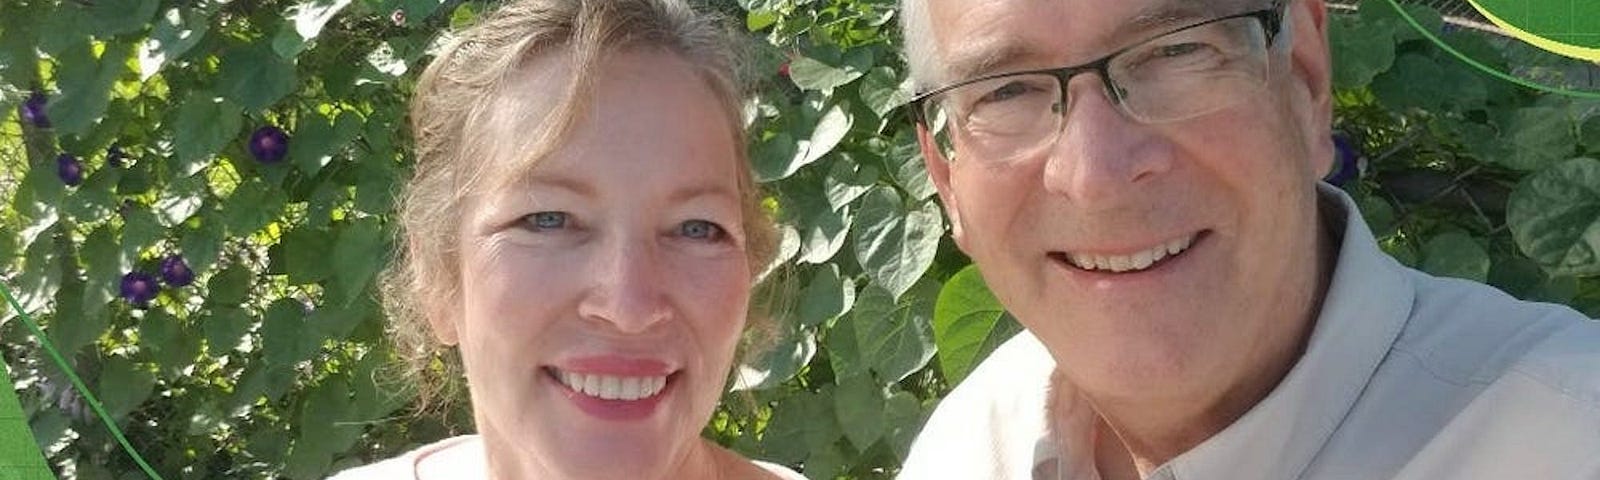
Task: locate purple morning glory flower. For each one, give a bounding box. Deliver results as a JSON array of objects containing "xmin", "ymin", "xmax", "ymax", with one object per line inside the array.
[
  {"xmin": 248, "ymin": 125, "xmax": 290, "ymax": 164},
  {"xmin": 159, "ymin": 254, "xmax": 195, "ymax": 287},
  {"xmin": 1326, "ymin": 132, "xmax": 1363, "ymax": 187},
  {"xmin": 56, "ymin": 154, "xmax": 83, "ymax": 187},
  {"xmin": 19, "ymin": 91, "xmax": 49, "ymax": 128},
  {"xmin": 107, "ymin": 144, "xmax": 126, "ymax": 168},
  {"xmin": 120, "ymin": 271, "xmax": 160, "ymax": 308}
]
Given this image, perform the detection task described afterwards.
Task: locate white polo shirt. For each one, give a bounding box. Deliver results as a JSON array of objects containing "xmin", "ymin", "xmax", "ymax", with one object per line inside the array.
[{"xmin": 900, "ymin": 184, "xmax": 1600, "ymax": 480}]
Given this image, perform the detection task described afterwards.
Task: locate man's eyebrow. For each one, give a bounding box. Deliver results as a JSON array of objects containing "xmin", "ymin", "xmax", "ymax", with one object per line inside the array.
[
  {"xmin": 936, "ymin": 0, "xmax": 1232, "ymax": 88},
  {"xmin": 942, "ymin": 39, "xmax": 1038, "ymax": 89},
  {"xmin": 1115, "ymin": 0, "xmax": 1225, "ymax": 42}
]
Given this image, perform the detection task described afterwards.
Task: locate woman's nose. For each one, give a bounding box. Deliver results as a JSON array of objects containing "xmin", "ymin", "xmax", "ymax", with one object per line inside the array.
[{"xmin": 574, "ymin": 236, "xmax": 672, "ymax": 334}]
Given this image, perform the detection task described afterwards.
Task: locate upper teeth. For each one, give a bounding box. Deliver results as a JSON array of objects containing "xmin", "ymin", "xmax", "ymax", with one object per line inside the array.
[
  {"xmin": 1066, "ymin": 235, "xmax": 1194, "ymax": 273},
  {"xmin": 556, "ymin": 370, "xmax": 668, "ymax": 401}
]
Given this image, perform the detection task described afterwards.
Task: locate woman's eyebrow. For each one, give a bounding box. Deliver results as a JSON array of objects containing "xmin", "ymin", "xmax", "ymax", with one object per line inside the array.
[
  {"xmin": 666, "ymin": 183, "xmax": 741, "ymax": 206},
  {"xmin": 518, "ymin": 173, "xmax": 597, "ymax": 199}
]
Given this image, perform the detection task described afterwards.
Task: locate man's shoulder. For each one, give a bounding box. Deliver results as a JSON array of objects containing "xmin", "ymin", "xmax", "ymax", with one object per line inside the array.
[
  {"xmin": 1395, "ymin": 269, "xmax": 1600, "ymax": 393},
  {"xmin": 939, "ymin": 330, "xmax": 1055, "ymax": 407},
  {"xmin": 1361, "ymin": 276, "xmax": 1600, "ymax": 478},
  {"xmin": 899, "ymin": 331, "xmax": 1055, "ymax": 479}
]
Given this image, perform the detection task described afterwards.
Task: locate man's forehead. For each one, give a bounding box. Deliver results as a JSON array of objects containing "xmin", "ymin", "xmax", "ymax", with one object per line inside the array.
[{"xmin": 929, "ymin": 0, "xmax": 1258, "ymax": 84}]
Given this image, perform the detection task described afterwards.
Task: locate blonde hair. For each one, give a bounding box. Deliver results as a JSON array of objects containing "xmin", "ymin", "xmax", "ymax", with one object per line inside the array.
[{"xmin": 381, "ymin": 0, "xmax": 778, "ymax": 415}]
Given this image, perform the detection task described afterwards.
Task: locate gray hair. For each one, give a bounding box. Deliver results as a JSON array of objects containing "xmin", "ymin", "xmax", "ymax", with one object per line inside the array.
[{"xmin": 900, "ymin": 0, "xmax": 943, "ymax": 91}]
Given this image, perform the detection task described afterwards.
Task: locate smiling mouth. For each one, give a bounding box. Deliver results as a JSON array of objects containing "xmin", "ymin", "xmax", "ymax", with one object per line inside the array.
[
  {"xmin": 1049, "ymin": 232, "xmax": 1203, "ymax": 274},
  {"xmin": 547, "ymin": 367, "xmax": 672, "ymax": 401}
]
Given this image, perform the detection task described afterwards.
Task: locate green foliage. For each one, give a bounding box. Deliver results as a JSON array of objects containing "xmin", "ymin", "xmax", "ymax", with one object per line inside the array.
[{"xmin": 2, "ymin": 0, "xmax": 1600, "ymax": 479}]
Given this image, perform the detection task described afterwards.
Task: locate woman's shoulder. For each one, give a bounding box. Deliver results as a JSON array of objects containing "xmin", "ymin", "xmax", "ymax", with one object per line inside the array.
[
  {"xmin": 325, "ymin": 435, "xmax": 482, "ymax": 480},
  {"xmin": 751, "ymin": 460, "xmax": 807, "ymax": 480}
]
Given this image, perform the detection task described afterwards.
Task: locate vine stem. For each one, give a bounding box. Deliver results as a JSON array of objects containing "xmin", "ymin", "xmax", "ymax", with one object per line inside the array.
[{"xmin": 0, "ymin": 281, "xmax": 166, "ymax": 480}]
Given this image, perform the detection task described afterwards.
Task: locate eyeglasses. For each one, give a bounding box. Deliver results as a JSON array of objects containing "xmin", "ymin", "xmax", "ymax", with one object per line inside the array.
[{"xmin": 911, "ymin": 2, "xmax": 1289, "ymax": 166}]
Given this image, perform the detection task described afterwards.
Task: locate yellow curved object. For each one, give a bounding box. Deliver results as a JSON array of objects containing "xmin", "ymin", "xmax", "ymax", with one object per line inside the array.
[{"xmin": 1467, "ymin": 0, "xmax": 1600, "ymax": 62}]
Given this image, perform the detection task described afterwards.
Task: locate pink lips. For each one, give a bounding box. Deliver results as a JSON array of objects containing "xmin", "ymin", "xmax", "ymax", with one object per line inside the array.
[
  {"xmin": 549, "ymin": 356, "xmax": 677, "ymax": 422},
  {"xmin": 560, "ymin": 356, "xmax": 674, "ymax": 376}
]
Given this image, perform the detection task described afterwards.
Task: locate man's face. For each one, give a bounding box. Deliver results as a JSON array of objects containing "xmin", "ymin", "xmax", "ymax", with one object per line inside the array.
[{"xmin": 918, "ymin": 0, "xmax": 1336, "ymax": 403}]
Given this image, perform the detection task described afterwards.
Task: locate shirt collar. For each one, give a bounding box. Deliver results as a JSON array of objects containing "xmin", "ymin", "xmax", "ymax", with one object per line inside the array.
[
  {"xmin": 1034, "ymin": 183, "xmax": 1417, "ymax": 480},
  {"xmin": 1164, "ymin": 183, "xmax": 1416, "ymax": 480}
]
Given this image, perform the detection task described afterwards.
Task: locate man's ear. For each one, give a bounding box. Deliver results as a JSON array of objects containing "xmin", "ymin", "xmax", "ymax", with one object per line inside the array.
[
  {"xmin": 1287, "ymin": 0, "xmax": 1336, "ymax": 177},
  {"xmin": 918, "ymin": 126, "xmax": 967, "ymax": 246}
]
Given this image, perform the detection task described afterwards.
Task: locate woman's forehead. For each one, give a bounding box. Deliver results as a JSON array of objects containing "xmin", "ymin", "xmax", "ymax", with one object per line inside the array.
[{"xmin": 472, "ymin": 50, "xmax": 743, "ymax": 201}]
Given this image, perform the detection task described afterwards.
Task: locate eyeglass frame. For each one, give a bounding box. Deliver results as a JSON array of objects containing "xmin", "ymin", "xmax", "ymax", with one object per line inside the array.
[{"xmin": 908, "ymin": 1, "xmax": 1291, "ymax": 154}]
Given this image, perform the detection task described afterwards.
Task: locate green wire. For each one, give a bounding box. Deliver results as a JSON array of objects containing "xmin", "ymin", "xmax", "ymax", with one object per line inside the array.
[
  {"xmin": 1382, "ymin": 0, "xmax": 1600, "ymax": 99},
  {"xmin": 0, "ymin": 281, "xmax": 164, "ymax": 480}
]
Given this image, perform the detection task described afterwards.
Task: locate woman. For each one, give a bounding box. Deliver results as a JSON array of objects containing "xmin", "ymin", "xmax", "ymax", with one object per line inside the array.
[{"xmin": 331, "ymin": 0, "xmax": 801, "ymax": 478}]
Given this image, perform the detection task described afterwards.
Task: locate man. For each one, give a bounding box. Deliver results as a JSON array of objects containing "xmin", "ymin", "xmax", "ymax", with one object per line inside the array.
[{"xmin": 896, "ymin": 0, "xmax": 1600, "ymax": 479}]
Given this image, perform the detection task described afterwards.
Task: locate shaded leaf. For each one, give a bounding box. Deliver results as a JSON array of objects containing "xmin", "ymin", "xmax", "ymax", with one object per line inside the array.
[
  {"xmin": 172, "ymin": 95, "xmax": 244, "ymax": 176},
  {"xmin": 797, "ymin": 263, "xmax": 854, "ymax": 327},
  {"xmin": 933, "ymin": 265, "xmax": 1024, "ymax": 384},
  {"xmin": 858, "ymin": 66, "xmax": 913, "ymax": 118},
  {"xmin": 833, "ymin": 280, "xmax": 939, "ymax": 383},
  {"xmin": 730, "ymin": 317, "xmax": 815, "ymax": 391},
  {"xmin": 278, "ymin": 226, "xmax": 334, "ymax": 284},
  {"xmin": 97, "ymin": 357, "xmax": 155, "ymax": 421},
  {"xmin": 886, "ymin": 132, "xmax": 937, "ymax": 201},
  {"xmin": 853, "ymin": 187, "xmax": 942, "ymax": 300},
  {"xmin": 48, "ymin": 40, "xmax": 134, "ymax": 135},
  {"xmin": 207, "ymin": 266, "xmax": 253, "ymax": 306},
  {"xmin": 79, "ymin": 227, "xmax": 123, "ymax": 321},
  {"xmin": 1328, "ymin": 14, "xmax": 1395, "ymax": 90},
  {"xmin": 177, "ymin": 216, "xmax": 224, "ymax": 274},
  {"xmin": 203, "ymin": 306, "xmax": 251, "ymax": 353},
  {"xmin": 1421, "ymin": 231, "xmax": 1490, "ymax": 282},
  {"xmin": 796, "ymin": 103, "xmax": 853, "ymax": 171},
  {"xmin": 824, "ymin": 155, "xmax": 877, "ymax": 211},
  {"xmin": 788, "ymin": 47, "xmax": 871, "ymax": 91},
  {"xmin": 262, "ymin": 299, "xmax": 317, "ymax": 367},
  {"xmin": 138, "ymin": 8, "xmax": 208, "ymax": 79},
  {"xmin": 1495, "ymin": 107, "xmax": 1578, "ymax": 171},
  {"xmin": 1508, "ymin": 157, "xmax": 1600, "ymax": 275},
  {"xmin": 331, "ymin": 218, "xmax": 387, "ymax": 304},
  {"xmin": 216, "ymin": 44, "xmax": 298, "ymax": 111},
  {"xmin": 833, "ymin": 374, "xmax": 885, "ymax": 451},
  {"xmin": 1581, "ymin": 115, "xmax": 1600, "ymax": 152},
  {"xmin": 882, "ymin": 391, "xmax": 925, "ymax": 461},
  {"xmin": 84, "ymin": 0, "xmax": 158, "ymax": 36},
  {"xmin": 760, "ymin": 390, "xmax": 840, "ymax": 464}
]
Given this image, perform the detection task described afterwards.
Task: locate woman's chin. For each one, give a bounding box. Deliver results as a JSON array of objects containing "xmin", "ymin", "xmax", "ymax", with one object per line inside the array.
[{"xmin": 545, "ymin": 437, "xmax": 688, "ymax": 479}]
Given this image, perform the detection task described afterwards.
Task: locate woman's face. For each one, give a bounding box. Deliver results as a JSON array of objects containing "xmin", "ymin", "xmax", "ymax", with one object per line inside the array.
[{"xmin": 447, "ymin": 50, "xmax": 752, "ymax": 479}]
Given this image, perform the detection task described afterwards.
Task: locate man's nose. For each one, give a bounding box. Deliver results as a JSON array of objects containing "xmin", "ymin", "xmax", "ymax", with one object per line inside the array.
[
  {"xmin": 1041, "ymin": 74, "xmax": 1174, "ymax": 203},
  {"xmin": 575, "ymin": 236, "xmax": 672, "ymax": 334}
]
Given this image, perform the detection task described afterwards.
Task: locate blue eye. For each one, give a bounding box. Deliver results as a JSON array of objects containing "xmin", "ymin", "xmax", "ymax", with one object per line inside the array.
[
  {"xmin": 526, "ymin": 211, "xmax": 568, "ymax": 230},
  {"xmin": 679, "ymin": 220, "xmax": 726, "ymax": 241}
]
